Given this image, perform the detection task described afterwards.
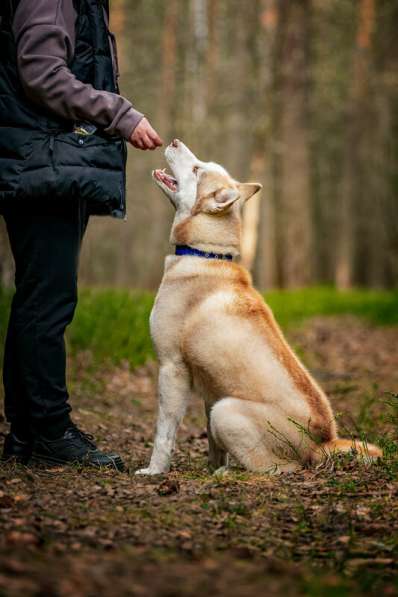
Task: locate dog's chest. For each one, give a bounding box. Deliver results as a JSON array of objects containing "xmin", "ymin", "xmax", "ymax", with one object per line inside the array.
[{"xmin": 150, "ymin": 279, "xmax": 190, "ymax": 357}]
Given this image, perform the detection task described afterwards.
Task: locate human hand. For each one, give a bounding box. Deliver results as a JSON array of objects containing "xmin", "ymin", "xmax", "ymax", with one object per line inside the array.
[{"xmin": 130, "ymin": 117, "xmax": 163, "ymax": 150}]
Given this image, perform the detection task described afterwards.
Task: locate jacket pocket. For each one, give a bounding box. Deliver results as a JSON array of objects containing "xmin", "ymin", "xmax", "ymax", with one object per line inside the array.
[{"xmin": 53, "ymin": 131, "xmax": 123, "ymax": 171}]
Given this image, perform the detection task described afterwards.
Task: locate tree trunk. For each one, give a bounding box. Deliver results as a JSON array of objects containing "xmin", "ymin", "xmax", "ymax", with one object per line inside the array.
[
  {"xmin": 274, "ymin": 0, "xmax": 313, "ymax": 288},
  {"xmin": 335, "ymin": 0, "xmax": 375, "ymax": 289},
  {"xmin": 248, "ymin": 0, "xmax": 279, "ymax": 287}
]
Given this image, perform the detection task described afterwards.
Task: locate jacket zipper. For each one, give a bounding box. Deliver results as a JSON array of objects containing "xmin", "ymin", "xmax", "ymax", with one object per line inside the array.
[{"xmin": 49, "ymin": 134, "xmax": 55, "ymax": 167}]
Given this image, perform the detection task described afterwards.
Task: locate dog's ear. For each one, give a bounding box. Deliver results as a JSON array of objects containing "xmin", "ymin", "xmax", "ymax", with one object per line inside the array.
[
  {"xmin": 238, "ymin": 182, "xmax": 263, "ymax": 203},
  {"xmin": 199, "ymin": 187, "xmax": 241, "ymax": 215}
]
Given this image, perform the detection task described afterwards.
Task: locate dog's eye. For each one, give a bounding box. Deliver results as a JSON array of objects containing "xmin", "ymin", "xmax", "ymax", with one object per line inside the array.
[{"xmin": 192, "ymin": 166, "xmax": 199, "ymax": 174}]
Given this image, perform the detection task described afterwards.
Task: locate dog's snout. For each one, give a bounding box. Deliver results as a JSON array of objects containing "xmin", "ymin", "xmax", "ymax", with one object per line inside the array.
[{"xmin": 171, "ymin": 139, "xmax": 179, "ymax": 148}]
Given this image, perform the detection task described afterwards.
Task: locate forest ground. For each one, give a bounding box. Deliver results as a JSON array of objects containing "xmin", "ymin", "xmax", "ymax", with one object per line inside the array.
[{"xmin": 0, "ymin": 315, "xmax": 397, "ymax": 596}]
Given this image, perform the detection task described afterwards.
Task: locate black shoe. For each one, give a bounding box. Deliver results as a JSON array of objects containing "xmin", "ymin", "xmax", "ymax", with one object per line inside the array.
[
  {"xmin": 31, "ymin": 425, "xmax": 125, "ymax": 472},
  {"xmin": 2, "ymin": 433, "xmax": 32, "ymax": 464}
]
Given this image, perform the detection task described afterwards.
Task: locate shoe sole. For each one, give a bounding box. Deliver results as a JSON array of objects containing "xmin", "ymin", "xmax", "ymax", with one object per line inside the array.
[{"xmin": 30, "ymin": 452, "xmax": 125, "ymax": 472}]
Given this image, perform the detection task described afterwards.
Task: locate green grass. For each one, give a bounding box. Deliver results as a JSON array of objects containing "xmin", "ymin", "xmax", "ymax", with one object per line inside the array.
[
  {"xmin": 264, "ymin": 287, "xmax": 398, "ymax": 328},
  {"xmin": 69, "ymin": 288, "xmax": 155, "ymax": 368},
  {"xmin": 0, "ymin": 286, "xmax": 397, "ymax": 369},
  {"xmin": 0, "ymin": 286, "xmax": 155, "ymax": 369}
]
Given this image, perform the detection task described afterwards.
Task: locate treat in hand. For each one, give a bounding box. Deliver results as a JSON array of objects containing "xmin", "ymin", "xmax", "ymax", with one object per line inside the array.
[{"xmin": 130, "ymin": 117, "xmax": 163, "ymax": 150}]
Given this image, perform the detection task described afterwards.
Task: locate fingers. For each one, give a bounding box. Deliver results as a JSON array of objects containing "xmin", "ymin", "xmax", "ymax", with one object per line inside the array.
[
  {"xmin": 146, "ymin": 125, "xmax": 163, "ymax": 147},
  {"xmin": 132, "ymin": 136, "xmax": 155, "ymax": 151},
  {"xmin": 141, "ymin": 130, "xmax": 162, "ymax": 150},
  {"xmin": 132, "ymin": 138, "xmax": 144, "ymax": 150},
  {"xmin": 129, "ymin": 118, "xmax": 163, "ymax": 150},
  {"xmin": 143, "ymin": 133, "xmax": 156, "ymax": 150},
  {"xmin": 150, "ymin": 132, "xmax": 163, "ymax": 147},
  {"xmin": 131, "ymin": 137, "xmax": 149, "ymax": 150}
]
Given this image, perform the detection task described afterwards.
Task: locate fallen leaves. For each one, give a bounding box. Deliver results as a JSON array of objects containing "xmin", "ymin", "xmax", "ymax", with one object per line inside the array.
[
  {"xmin": 0, "ymin": 494, "xmax": 14, "ymax": 509},
  {"xmin": 6, "ymin": 531, "xmax": 39, "ymax": 546},
  {"xmin": 157, "ymin": 479, "xmax": 180, "ymax": 496}
]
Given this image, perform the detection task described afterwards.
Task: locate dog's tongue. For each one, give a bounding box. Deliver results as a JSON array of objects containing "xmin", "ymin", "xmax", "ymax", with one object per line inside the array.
[{"xmin": 154, "ymin": 169, "xmax": 177, "ymax": 191}]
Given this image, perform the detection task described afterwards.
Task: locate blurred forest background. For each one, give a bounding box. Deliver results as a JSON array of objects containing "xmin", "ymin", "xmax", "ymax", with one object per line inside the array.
[{"xmin": 0, "ymin": 0, "xmax": 397, "ymax": 290}]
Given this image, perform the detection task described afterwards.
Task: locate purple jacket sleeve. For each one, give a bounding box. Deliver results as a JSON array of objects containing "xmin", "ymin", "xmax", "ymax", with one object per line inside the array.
[{"xmin": 13, "ymin": 0, "xmax": 144, "ymax": 139}]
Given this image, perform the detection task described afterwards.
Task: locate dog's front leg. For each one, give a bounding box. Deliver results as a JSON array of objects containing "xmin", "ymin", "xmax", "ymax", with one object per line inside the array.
[{"xmin": 135, "ymin": 361, "xmax": 190, "ymax": 475}]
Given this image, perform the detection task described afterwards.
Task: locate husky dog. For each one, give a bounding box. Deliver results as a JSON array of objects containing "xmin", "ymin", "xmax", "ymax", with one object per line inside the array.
[{"xmin": 136, "ymin": 140, "xmax": 382, "ymax": 475}]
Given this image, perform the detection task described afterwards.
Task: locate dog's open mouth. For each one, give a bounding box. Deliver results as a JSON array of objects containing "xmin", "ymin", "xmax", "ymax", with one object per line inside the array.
[{"xmin": 153, "ymin": 169, "xmax": 178, "ymax": 191}]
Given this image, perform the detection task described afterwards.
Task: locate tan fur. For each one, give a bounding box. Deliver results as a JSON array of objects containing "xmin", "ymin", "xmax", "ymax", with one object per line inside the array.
[
  {"xmin": 192, "ymin": 170, "xmax": 237, "ymax": 215},
  {"xmin": 136, "ymin": 140, "xmax": 382, "ymax": 476},
  {"xmin": 314, "ymin": 438, "xmax": 383, "ymax": 462},
  {"xmin": 172, "ymin": 210, "xmax": 241, "ymax": 256}
]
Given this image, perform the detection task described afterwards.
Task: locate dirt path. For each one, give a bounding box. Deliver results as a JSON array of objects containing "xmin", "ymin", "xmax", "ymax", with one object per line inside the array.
[{"xmin": 0, "ymin": 317, "xmax": 397, "ymax": 596}]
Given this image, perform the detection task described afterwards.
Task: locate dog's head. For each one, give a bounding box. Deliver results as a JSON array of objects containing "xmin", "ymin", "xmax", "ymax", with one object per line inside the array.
[{"xmin": 152, "ymin": 140, "xmax": 262, "ymax": 255}]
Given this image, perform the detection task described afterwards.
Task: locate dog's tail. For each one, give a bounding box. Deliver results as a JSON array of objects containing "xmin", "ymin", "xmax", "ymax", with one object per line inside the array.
[{"xmin": 313, "ymin": 437, "xmax": 382, "ymax": 463}]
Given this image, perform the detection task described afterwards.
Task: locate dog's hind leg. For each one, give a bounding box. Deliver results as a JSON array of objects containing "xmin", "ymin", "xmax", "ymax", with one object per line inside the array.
[
  {"xmin": 205, "ymin": 404, "xmax": 229, "ymax": 472},
  {"xmin": 135, "ymin": 361, "xmax": 191, "ymax": 475},
  {"xmin": 210, "ymin": 398, "xmax": 301, "ymax": 474}
]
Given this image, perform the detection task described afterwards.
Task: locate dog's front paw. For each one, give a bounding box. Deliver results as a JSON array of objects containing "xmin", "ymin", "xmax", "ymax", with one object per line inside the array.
[{"xmin": 135, "ymin": 467, "xmax": 165, "ymax": 476}]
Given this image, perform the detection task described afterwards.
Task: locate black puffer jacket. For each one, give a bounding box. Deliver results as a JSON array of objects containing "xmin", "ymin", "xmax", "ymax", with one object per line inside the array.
[{"xmin": 0, "ymin": 0, "xmax": 126, "ymax": 218}]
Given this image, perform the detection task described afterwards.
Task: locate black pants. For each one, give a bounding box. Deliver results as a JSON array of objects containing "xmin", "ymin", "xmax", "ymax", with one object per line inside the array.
[{"xmin": 2, "ymin": 199, "xmax": 89, "ymax": 438}]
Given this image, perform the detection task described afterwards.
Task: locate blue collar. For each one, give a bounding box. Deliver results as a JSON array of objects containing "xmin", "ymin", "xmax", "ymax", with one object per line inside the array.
[{"xmin": 175, "ymin": 245, "xmax": 233, "ymax": 261}]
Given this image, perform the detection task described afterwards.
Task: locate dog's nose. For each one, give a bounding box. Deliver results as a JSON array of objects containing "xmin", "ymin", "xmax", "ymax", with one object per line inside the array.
[{"xmin": 171, "ymin": 139, "xmax": 179, "ymax": 148}]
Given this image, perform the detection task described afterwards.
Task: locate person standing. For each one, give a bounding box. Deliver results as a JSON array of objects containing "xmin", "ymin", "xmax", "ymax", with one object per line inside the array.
[{"xmin": 0, "ymin": 0, "xmax": 163, "ymax": 470}]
